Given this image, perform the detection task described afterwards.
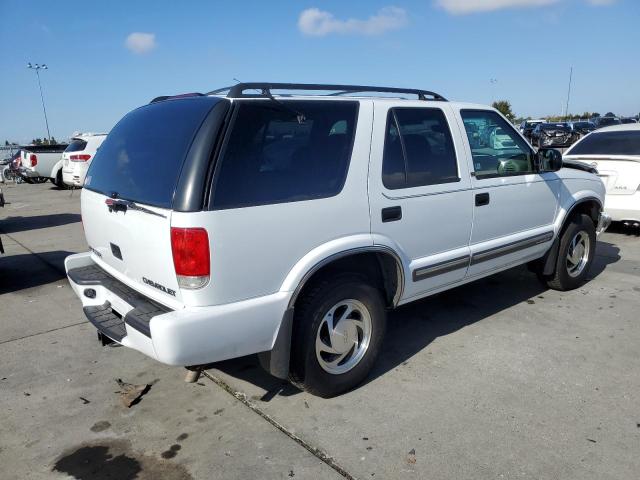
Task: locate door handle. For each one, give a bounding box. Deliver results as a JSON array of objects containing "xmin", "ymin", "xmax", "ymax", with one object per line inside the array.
[
  {"xmin": 381, "ymin": 206, "xmax": 402, "ymax": 223},
  {"xmin": 475, "ymin": 193, "xmax": 490, "ymax": 206}
]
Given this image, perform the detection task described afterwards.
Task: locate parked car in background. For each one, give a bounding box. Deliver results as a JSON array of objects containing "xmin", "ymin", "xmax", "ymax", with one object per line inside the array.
[
  {"xmin": 18, "ymin": 144, "xmax": 68, "ymax": 185},
  {"xmin": 65, "ymin": 82, "xmax": 609, "ymax": 397},
  {"xmin": 620, "ymin": 117, "xmax": 638, "ymax": 125},
  {"xmin": 592, "ymin": 116, "xmax": 621, "ymax": 129},
  {"xmin": 519, "ymin": 119, "xmax": 545, "ymax": 141},
  {"xmin": 61, "ymin": 133, "xmax": 107, "ymax": 187},
  {"xmin": 568, "ymin": 121, "xmax": 596, "ymax": 138},
  {"xmin": 530, "ymin": 122, "xmax": 577, "ymax": 148},
  {"xmin": 564, "ymin": 123, "xmax": 640, "ymax": 225}
]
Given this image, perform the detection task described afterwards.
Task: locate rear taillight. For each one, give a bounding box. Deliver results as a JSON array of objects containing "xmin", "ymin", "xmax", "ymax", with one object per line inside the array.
[
  {"xmin": 170, "ymin": 227, "xmax": 210, "ymax": 289},
  {"xmin": 70, "ymin": 154, "xmax": 92, "ymax": 162},
  {"xmin": 30, "ymin": 154, "xmax": 37, "ymax": 167}
]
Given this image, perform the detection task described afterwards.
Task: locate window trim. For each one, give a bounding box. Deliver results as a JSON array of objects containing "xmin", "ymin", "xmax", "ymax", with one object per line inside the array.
[
  {"xmin": 209, "ymin": 99, "xmax": 360, "ymax": 211},
  {"xmin": 381, "ymin": 106, "xmax": 461, "ymax": 191},
  {"xmin": 460, "ymin": 108, "xmax": 536, "ymax": 180}
]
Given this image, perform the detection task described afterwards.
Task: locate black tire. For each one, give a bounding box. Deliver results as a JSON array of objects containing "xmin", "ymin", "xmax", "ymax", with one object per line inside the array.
[
  {"xmin": 289, "ymin": 275, "xmax": 386, "ymax": 397},
  {"xmin": 546, "ymin": 214, "xmax": 596, "ymax": 291},
  {"xmin": 54, "ymin": 170, "xmax": 68, "ymax": 189},
  {"xmin": 32, "ymin": 177, "xmax": 48, "ymax": 184}
]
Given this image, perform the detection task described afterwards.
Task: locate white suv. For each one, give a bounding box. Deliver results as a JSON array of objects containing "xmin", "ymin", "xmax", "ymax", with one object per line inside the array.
[
  {"xmin": 61, "ymin": 133, "xmax": 107, "ymax": 187},
  {"xmin": 65, "ymin": 83, "xmax": 610, "ymax": 397}
]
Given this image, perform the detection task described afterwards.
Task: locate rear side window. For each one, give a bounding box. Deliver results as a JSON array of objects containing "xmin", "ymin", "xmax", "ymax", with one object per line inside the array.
[
  {"xmin": 85, "ymin": 98, "xmax": 221, "ymax": 208},
  {"xmin": 382, "ymin": 108, "xmax": 459, "ymax": 190},
  {"xmin": 212, "ymin": 101, "xmax": 358, "ymax": 209},
  {"xmin": 65, "ymin": 139, "xmax": 88, "ymax": 153},
  {"xmin": 568, "ymin": 131, "xmax": 640, "ymax": 156}
]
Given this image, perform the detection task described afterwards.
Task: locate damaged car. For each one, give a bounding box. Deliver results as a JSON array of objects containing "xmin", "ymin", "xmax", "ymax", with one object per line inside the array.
[{"xmin": 530, "ymin": 122, "xmax": 578, "ymax": 148}]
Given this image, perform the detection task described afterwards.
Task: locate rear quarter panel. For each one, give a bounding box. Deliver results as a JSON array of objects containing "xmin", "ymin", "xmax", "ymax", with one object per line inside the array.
[{"xmin": 171, "ymin": 100, "xmax": 375, "ymax": 306}]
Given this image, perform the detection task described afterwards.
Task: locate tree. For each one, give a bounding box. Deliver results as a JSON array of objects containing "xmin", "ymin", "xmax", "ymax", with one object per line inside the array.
[
  {"xmin": 492, "ymin": 100, "xmax": 516, "ymax": 122},
  {"xmin": 4, "ymin": 140, "xmax": 8, "ymax": 146}
]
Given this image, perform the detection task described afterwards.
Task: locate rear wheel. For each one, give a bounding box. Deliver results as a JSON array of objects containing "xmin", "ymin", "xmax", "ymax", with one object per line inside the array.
[
  {"xmin": 546, "ymin": 214, "xmax": 596, "ymax": 291},
  {"xmin": 54, "ymin": 170, "xmax": 68, "ymax": 189},
  {"xmin": 289, "ymin": 275, "xmax": 386, "ymax": 397}
]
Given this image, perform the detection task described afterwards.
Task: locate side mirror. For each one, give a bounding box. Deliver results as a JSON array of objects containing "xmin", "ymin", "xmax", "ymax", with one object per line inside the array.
[{"xmin": 537, "ymin": 148, "xmax": 563, "ymax": 172}]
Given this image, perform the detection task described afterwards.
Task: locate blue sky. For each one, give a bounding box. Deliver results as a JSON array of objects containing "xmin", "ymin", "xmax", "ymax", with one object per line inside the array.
[{"xmin": 0, "ymin": 0, "xmax": 638, "ymax": 143}]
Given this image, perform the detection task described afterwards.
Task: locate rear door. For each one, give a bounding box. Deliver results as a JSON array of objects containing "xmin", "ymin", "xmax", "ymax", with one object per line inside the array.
[
  {"xmin": 81, "ymin": 97, "xmax": 227, "ymax": 308},
  {"xmin": 369, "ymin": 102, "xmax": 473, "ymax": 302}
]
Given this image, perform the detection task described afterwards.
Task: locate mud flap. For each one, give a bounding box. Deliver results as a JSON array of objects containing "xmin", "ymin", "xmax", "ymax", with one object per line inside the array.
[{"xmin": 257, "ymin": 307, "xmax": 294, "ymax": 379}]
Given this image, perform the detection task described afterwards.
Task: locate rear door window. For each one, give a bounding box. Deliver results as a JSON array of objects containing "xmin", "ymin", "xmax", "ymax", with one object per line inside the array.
[
  {"xmin": 85, "ymin": 97, "xmax": 222, "ymax": 208},
  {"xmin": 382, "ymin": 108, "xmax": 459, "ymax": 190},
  {"xmin": 211, "ymin": 100, "xmax": 358, "ymax": 209}
]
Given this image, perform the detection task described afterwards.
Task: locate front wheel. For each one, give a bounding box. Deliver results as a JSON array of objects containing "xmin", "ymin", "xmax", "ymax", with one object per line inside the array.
[
  {"xmin": 546, "ymin": 214, "xmax": 596, "ymax": 291},
  {"xmin": 289, "ymin": 276, "xmax": 386, "ymax": 397}
]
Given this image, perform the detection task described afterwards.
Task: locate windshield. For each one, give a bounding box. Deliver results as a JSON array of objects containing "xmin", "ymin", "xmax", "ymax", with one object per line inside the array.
[
  {"xmin": 568, "ymin": 131, "xmax": 640, "ymax": 156},
  {"xmin": 84, "ymin": 97, "xmax": 222, "ymax": 208},
  {"xmin": 65, "ymin": 138, "xmax": 88, "ymax": 153},
  {"xmin": 573, "ymin": 122, "xmax": 593, "ymax": 129}
]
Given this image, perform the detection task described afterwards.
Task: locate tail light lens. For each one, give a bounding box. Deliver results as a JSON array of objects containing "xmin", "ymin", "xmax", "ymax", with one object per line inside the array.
[
  {"xmin": 30, "ymin": 154, "xmax": 37, "ymax": 167},
  {"xmin": 170, "ymin": 227, "xmax": 210, "ymax": 289},
  {"xmin": 70, "ymin": 154, "xmax": 92, "ymax": 162}
]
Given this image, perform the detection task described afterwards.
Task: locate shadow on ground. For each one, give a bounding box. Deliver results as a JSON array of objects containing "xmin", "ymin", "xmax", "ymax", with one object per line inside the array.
[
  {"xmin": 0, "ymin": 213, "xmax": 81, "ymax": 234},
  {"xmin": 210, "ymin": 241, "xmax": 620, "ymax": 397},
  {"xmin": 0, "ymin": 250, "xmax": 74, "ymax": 294}
]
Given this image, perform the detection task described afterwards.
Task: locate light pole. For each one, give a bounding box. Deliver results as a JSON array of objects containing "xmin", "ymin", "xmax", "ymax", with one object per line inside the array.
[
  {"xmin": 489, "ymin": 78, "xmax": 498, "ymax": 104},
  {"xmin": 27, "ymin": 62, "xmax": 51, "ymax": 143}
]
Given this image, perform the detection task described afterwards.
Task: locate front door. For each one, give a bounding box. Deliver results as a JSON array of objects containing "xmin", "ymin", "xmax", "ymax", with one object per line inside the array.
[{"xmin": 456, "ymin": 109, "xmax": 559, "ymax": 278}]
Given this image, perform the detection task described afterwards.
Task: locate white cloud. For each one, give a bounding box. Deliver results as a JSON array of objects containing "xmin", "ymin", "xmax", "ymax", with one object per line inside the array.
[
  {"xmin": 298, "ymin": 7, "xmax": 408, "ymax": 36},
  {"xmin": 436, "ymin": 0, "xmax": 616, "ymax": 14},
  {"xmin": 125, "ymin": 32, "xmax": 156, "ymax": 54}
]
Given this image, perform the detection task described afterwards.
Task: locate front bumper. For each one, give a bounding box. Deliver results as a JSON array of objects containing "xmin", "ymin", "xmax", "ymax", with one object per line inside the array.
[
  {"xmin": 65, "ymin": 252, "xmax": 288, "ymax": 366},
  {"xmin": 596, "ymin": 212, "xmax": 612, "ymax": 236}
]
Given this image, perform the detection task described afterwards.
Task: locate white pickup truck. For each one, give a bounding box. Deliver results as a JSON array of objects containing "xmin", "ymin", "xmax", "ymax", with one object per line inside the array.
[
  {"xmin": 18, "ymin": 144, "xmax": 68, "ymax": 186},
  {"xmin": 65, "ymin": 83, "xmax": 611, "ymax": 397}
]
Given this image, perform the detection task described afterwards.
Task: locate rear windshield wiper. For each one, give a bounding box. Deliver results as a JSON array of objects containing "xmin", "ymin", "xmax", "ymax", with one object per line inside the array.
[{"xmin": 105, "ymin": 197, "xmax": 166, "ymax": 218}]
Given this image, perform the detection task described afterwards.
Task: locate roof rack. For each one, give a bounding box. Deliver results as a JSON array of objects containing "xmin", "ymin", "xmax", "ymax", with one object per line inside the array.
[{"xmin": 207, "ymin": 83, "xmax": 447, "ymax": 101}]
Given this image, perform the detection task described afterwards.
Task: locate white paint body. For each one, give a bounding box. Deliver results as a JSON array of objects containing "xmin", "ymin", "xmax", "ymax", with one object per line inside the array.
[
  {"xmin": 564, "ymin": 124, "xmax": 640, "ymax": 222},
  {"xmin": 62, "ymin": 134, "xmax": 107, "ymax": 187},
  {"xmin": 19, "ymin": 149, "xmax": 64, "ymax": 179},
  {"xmin": 66, "ymin": 96, "xmax": 606, "ymax": 367}
]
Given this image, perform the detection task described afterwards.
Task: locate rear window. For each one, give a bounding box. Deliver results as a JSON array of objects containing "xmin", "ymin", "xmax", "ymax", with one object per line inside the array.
[
  {"xmin": 85, "ymin": 98, "xmax": 220, "ymax": 208},
  {"xmin": 542, "ymin": 124, "xmax": 570, "ymax": 131},
  {"xmin": 568, "ymin": 131, "xmax": 640, "ymax": 156},
  {"xmin": 211, "ymin": 100, "xmax": 358, "ymax": 209},
  {"xmin": 65, "ymin": 139, "xmax": 88, "ymax": 153}
]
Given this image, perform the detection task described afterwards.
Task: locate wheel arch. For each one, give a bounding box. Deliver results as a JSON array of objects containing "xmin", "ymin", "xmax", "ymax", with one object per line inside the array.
[
  {"xmin": 541, "ymin": 195, "xmax": 603, "ymax": 276},
  {"xmin": 260, "ymin": 243, "xmax": 405, "ymax": 380}
]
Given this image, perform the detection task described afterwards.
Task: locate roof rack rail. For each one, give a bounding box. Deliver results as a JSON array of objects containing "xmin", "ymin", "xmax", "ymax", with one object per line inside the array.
[
  {"xmin": 207, "ymin": 83, "xmax": 447, "ymax": 101},
  {"xmin": 150, "ymin": 92, "xmax": 205, "ymax": 104}
]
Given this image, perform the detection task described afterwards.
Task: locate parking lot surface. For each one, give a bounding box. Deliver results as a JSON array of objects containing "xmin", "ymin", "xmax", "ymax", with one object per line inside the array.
[{"xmin": 1, "ymin": 182, "xmax": 639, "ymax": 479}]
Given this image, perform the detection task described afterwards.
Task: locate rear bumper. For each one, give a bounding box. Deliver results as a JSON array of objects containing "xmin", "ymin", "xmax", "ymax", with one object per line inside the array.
[
  {"xmin": 604, "ymin": 192, "xmax": 640, "ymax": 223},
  {"xmin": 62, "ymin": 162, "xmax": 87, "ymax": 186},
  {"xmin": 65, "ymin": 252, "xmax": 288, "ymax": 366}
]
